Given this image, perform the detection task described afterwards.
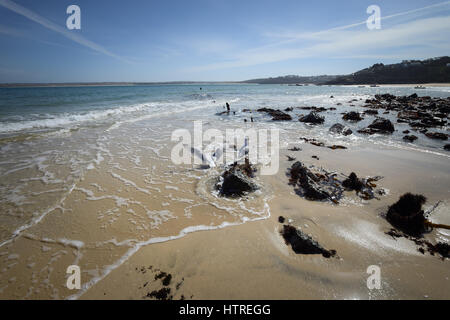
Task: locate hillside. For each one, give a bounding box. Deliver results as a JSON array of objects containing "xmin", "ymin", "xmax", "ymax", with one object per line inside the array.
[
  {"xmin": 325, "ymin": 57, "xmax": 450, "ymax": 85},
  {"xmin": 242, "ymin": 75, "xmax": 339, "ymax": 84}
]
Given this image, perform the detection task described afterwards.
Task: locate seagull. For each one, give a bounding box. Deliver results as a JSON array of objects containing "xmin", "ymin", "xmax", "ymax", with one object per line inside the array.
[
  {"xmin": 237, "ymin": 136, "xmax": 250, "ymax": 160},
  {"xmin": 185, "ymin": 137, "xmax": 250, "ymax": 169},
  {"xmin": 188, "ymin": 145, "xmax": 224, "ymax": 168}
]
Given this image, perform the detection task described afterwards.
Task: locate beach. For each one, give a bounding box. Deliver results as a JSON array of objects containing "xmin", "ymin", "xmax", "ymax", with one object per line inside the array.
[{"xmin": 0, "ymin": 84, "xmax": 449, "ymax": 299}]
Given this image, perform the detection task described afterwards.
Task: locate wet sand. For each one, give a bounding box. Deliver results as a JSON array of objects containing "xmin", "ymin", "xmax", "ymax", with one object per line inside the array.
[{"xmin": 80, "ymin": 143, "xmax": 450, "ymax": 300}]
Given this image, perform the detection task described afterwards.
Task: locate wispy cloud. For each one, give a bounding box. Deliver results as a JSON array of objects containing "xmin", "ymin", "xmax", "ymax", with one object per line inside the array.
[
  {"xmin": 0, "ymin": 0, "xmax": 129, "ymax": 63},
  {"xmin": 188, "ymin": 1, "xmax": 450, "ymax": 72},
  {"xmin": 265, "ymin": 0, "xmax": 450, "ymax": 40}
]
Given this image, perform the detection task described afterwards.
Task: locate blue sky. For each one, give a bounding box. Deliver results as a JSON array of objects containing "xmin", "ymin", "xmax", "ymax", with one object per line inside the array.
[{"xmin": 0, "ymin": 0, "xmax": 449, "ymax": 82}]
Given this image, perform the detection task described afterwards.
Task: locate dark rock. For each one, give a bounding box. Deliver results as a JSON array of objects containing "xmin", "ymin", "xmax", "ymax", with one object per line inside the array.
[
  {"xmin": 403, "ymin": 135, "xmax": 418, "ymax": 142},
  {"xmin": 289, "ymin": 162, "xmax": 331, "ymax": 201},
  {"xmin": 425, "ymin": 132, "xmax": 448, "ymax": 140},
  {"xmin": 444, "ymin": 144, "xmax": 450, "ymax": 151},
  {"xmin": 358, "ymin": 118, "xmax": 395, "ymax": 134},
  {"xmin": 342, "ymin": 172, "xmax": 364, "ymax": 191},
  {"xmin": 402, "ymin": 130, "xmax": 410, "ymax": 134},
  {"xmin": 329, "ymin": 123, "xmax": 353, "ymax": 136},
  {"xmin": 271, "ymin": 112, "xmax": 292, "ymax": 121},
  {"xmin": 299, "ymin": 112, "xmax": 325, "ymax": 124},
  {"xmin": 281, "ymin": 225, "xmax": 336, "ymax": 258},
  {"xmin": 288, "ymin": 146, "xmax": 301, "ymax": 151},
  {"xmin": 364, "ymin": 109, "xmax": 379, "ymax": 115},
  {"xmin": 369, "ymin": 118, "xmax": 395, "ymax": 132},
  {"xmin": 432, "ymin": 242, "xmax": 450, "ymax": 258},
  {"xmin": 342, "ymin": 111, "xmax": 363, "ymax": 122},
  {"xmin": 257, "ymin": 108, "xmax": 292, "ymax": 121},
  {"xmin": 218, "ymin": 163, "xmax": 258, "ymax": 197},
  {"xmin": 278, "ymin": 216, "xmax": 285, "ymax": 223},
  {"xmin": 386, "ymin": 193, "xmax": 427, "ymax": 237},
  {"xmin": 327, "ymin": 145, "xmax": 347, "ymax": 150},
  {"xmin": 297, "ymin": 106, "xmax": 328, "ymax": 112}
]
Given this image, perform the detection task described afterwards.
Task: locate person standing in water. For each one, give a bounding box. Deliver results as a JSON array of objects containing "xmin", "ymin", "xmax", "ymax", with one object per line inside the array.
[{"xmin": 226, "ymin": 102, "xmax": 230, "ymax": 112}]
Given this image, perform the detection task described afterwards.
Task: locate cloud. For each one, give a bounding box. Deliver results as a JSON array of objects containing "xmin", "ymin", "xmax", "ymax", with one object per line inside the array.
[
  {"xmin": 265, "ymin": 1, "xmax": 450, "ymax": 40},
  {"xmin": 0, "ymin": 0, "xmax": 129, "ymax": 63},
  {"xmin": 187, "ymin": 2, "xmax": 450, "ymax": 72}
]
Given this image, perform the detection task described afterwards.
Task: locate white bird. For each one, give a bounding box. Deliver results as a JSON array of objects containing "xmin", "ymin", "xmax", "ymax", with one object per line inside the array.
[
  {"xmin": 237, "ymin": 136, "xmax": 250, "ymax": 160},
  {"xmin": 188, "ymin": 145, "xmax": 224, "ymax": 168},
  {"xmin": 186, "ymin": 137, "xmax": 249, "ymax": 169}
]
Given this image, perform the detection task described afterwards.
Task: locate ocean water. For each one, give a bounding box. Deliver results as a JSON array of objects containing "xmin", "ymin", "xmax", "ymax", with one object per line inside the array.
[
  {"xmin": 1, "ymin": 83, "xmax": 449, "ymax": 237},
  {"xmin": 0, "ymin": 84, "xmax": 449, "ymax": 298}
]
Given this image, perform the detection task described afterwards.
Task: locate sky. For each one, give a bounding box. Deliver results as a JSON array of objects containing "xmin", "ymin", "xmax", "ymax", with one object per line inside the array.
[{"xmin": 0, "ymin": 0, "xmax": 449, "ymax": 83}]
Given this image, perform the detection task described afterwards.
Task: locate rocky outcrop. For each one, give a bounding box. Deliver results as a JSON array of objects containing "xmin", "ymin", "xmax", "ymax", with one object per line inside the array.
[
  {"xmin": 217, "ymin": 163, "xmax": 258, "ymax": 197},
  {"xmin": 342, "ymin": 111, "xmax": 363, "ymax": 122},
  {"xmin": 386, "ymin": 193, "xmax": 427, "ymax": 237},
  {"xmin": 281, "ymin": 225, "xmax": 336, "ymax": 258},
  {"xmin": 299, "ymin": 112, "xmax": 325, "ymax": 124},
  {"xmin": 329, "ymin": 123, "xmax": 353, "ymax": 136},
  {"xmin": 257, "ymin": 108, "xmax": 292, "ymax": 121},
  {"xmin": 425, "ymin": 132, "xmax": 448, "ymax": 140},
  {"xmin": 403, "ymin": 135, "xmax": 418, "ymax": 142},
  {"xmin": 358, "ymin": 118, "xmax": 395, "ymax": 134}
]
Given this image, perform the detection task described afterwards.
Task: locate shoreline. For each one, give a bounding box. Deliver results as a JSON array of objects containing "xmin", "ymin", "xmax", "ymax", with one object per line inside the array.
[{"xmin": 0, "ymin": 87, "xmax": 448, "ymax": 300}]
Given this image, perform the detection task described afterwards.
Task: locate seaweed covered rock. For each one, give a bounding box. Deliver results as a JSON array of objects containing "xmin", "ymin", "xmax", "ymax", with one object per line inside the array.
[
  {"xmin": 299, "ymin": 112, "xmax": 325, "ymax": 124},
  {"xmin": 289, "ymin": 162, "xmax": 333, "ymax": 201},
  {"xmin": 342, "ymin": 172, "xmax": 364, "ymax": 191},
  {"xmin": 281, "ymin": 225, "xmax": 336, "ymax": 258},
  {"xmin": 218, "ymin": 162, "xmax": 258, "ymax": 197},
  {"xmin": 329, "ymin": 123, "xmax": 353, "ymax": 136},
  {"xmin": 341, "ymin": 172, "xmax": 382, "ymax": 200},
  {"xmin": 386, "ymin": 193, "xmax": 427, "ymax": 236},
  {"xmin": 288, "ymin": 162, "xmax": 384, "ymax": 203},
  {"xmin": 342, "ymin": 111, "xmax": 363, "ymax": 122}
]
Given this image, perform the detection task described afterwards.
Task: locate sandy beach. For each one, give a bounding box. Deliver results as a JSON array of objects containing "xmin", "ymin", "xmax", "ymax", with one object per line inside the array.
[
  {"xmin": 0, "ymin": 84, "xmax": 449, "ymax": 300},
  {"xmin": 77, "ymin": 143, "xmax": 450, "ymax": 300}
]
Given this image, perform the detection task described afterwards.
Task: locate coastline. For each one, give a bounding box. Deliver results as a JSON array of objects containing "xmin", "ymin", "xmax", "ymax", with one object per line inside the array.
[{"xmin": 0, "ymin": 85, "xmax": 448, "ymax": 300}]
